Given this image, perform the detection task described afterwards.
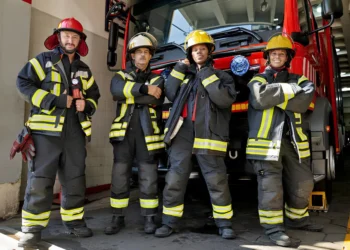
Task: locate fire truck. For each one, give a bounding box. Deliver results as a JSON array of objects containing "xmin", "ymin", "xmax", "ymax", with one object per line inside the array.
[{"xmin": 106, "ymin": 0, "xmax": 345, "ymax": 210}]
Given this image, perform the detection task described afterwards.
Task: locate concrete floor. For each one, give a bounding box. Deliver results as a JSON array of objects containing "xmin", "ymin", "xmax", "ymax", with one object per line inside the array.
[{"xmin": 1, "ymin": 151, "xmax": 350, "ymax": 250}]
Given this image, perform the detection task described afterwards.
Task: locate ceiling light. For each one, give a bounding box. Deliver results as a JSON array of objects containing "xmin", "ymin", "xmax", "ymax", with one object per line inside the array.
[
  {"xmin": 336, "ymin": 48, "xmax": 340, "ymax": 52},
  {"xmin": 317, "ymin": 6, "xmax": 322, "ymax": 13},
  {"xmin": 274, "ymin": 18, "xmax": 279, "ymax": 21},
  {"xmin": 342, "ymin": 87, "xmax": 350, "ymax": 91},
  {"xmin": 341, "ymin": 73, "xmax": 350, "ymax": 77}
]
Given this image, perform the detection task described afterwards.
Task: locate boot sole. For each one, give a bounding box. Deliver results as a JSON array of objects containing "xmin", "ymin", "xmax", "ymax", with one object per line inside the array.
[
  {"xmin": 104, "ymin": 224, "xmax": 125, "ymax": 235},
  {"xmin": 144, "ymin": 228, "xmax": 157, "ymax": 234},
  {"xmin": 154, "ymin": 230, "xmax": 174, "ymax": 238},
  {"xmin": 221, "ymin": 234, "xmax": 236, "ymax": 239},
  {"xmin": 270, "ymin": 239, "xmax": 292, "ymax": 247}
]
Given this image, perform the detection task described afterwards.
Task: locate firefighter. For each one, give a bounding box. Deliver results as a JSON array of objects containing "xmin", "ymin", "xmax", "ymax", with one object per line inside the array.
[
  {"xmin": 154, "ymin": 30, "xmax": 237, "ymax": 239},
  {"xmin": 13, "ymin": 17, "xmax": 100, "ymax": 248},
  {"xmin": 105, "ymin": 32, "xmax": 165, "ymax": 235},
  {"xmin": 246, "ymin": 34, "xmax": 323, "ymax": 247}
]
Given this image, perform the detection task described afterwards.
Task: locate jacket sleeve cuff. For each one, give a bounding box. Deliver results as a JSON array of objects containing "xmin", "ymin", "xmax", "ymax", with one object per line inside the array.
[{"xmin": 54, "ymin": 94, "xmax": 67, "ymax": 109}]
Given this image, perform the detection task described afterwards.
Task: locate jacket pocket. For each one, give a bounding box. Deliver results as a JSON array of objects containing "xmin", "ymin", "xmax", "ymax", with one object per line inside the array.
[{"xmin": 208, "ymin": 101, "xmax": 230, "ymax": 141}]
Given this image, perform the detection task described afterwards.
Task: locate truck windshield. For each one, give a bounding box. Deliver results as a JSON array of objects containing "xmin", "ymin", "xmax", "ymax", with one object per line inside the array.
[{"xmin": 133, "ymin": 0, "xmax": 285, "ymax": 46}]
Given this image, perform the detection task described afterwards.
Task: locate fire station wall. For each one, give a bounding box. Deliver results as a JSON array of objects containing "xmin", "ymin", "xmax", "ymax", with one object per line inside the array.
[
  {"xmin": 19, "ymin": 7, "xmax": 123, "ymax": 198},
  {"xmin": 0, "ymin": 0, "xmax": 31, "ymax": 219}
]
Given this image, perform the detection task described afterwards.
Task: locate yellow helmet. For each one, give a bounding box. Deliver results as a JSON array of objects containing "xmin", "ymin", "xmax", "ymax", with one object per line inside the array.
[
  {"xmin": 127, "ymin": 32, "xmax": 158, "ymax": 55},
  {"xmin": 184, "ymin": 30, "xmax": 215, "ymax": 53},
  {"xmin": 263, "ymin": 34, "xmax": 295, "ymax": 59}
]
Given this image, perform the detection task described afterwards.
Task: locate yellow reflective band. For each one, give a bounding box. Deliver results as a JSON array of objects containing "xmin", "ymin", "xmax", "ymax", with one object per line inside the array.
[
  {"xmin": 257, "ymin": 108, "xmax": 274, "ymax": 138},
  {"xmin": 41, "ymin": 106, "xmax": 56, "ymax": 115},
  {"xmin": 163, "ymin": 204, "xmax": 184, "ymax": 217},
  {"xmin": 31, "ymin": 89, "xmax": 49, "ymax": 108},
  {"xmin": 123, "ymin": 81, "xmax": 135, "ymax": 99},
  {"xmin": 81, "ymin": 121, "xmax": 91, "ymax": 129},
  {"xmin": 140, "ymin": 199, "xmax": 159, "ymax": 209},
  {"xmin": 81, "ymin": 77, "xmax": 88, "ymax": 90},
  {"xmin": 194, "ymin": 138, "xmax": 227, "ymax": 152},
  {"xmin": 281, "ymin": 84, "xmax": 295, "ymax": 104},
  {"xmin": 115, "ymin": 104, "xmax": 127, "ymax": 122},
  {"xmin": 170, "ymin": 69, "xmax": 185, "ymax": 81},
  {"xmin": 299, "ymin": 149, "xmax": 310, "ymax": 158},
  {"xmin": 145, "ymin": 134, "xmax": 165, "ymax": 143},
  {"xmin": 149, "ymin": 108, "xmax": 157, "ymax": 119},
  {"xmin": 181, "ymin": 78, "xmax": 189, "ymax": 86},
  {"xmin": 29, "ymin": 58, "xmax": 46, "ymax": 81},
  {"xmin": 285, "ymin": 204, "xmax": 308, "ymax": 215},
  {"xmin": 29, "ymin": 115, "xmax": 64, "ymax": 124},
  {"xmin": 277, "ymin": 101, "xmax": 288, "ymax": 110},
  {"xmin": 22, "ymin": 218, "xmax": 49, "ymax": 227},
  {"xmin": 296, "ymin": 127, "xmax": 308, "ymax": 141},
  {"xmin": 294, "ymin": 113, "xmax": 302, "ymax": 124},
  {"xmin": 87, "ymin": 76, "xmax": 94, "ymax": 89},
  {"xmin": 285, "ymin": 210, "xmax": 309, "ymax": 219},
  {"xmin": 86, "ymin": 98, "xmax": 97, "ymax": 110},
  {"xmin": 84, "ymin": 128, "xmax": 92, "ymax": 136},
  {"xmin": 111, "ymin": 123, "xmax": 123, "ymax": 130},
  {"xmin": 202, "ymin": 74, "xmax": 219, "ymax": 87},
  {"xmin": 110, "ymin": 198, "xmax": 129, "ymax": 208},
  {"xmin": 51, "ymin": 69, "xmax": 61, "ymax": 83},
  {"xmin": 250, "ymin": 76, "xmax": 266, "ymax": 84},
  {"xmin": 22, "ymin": 210, "xmax": 51, "ymax": 220},
  {"xmin": 150, "ymin": 76, "xmax": 160, "ymax": 85},
  {"xmin": 29, "ymin": 123, "xmax": 63, "ymax": 132},
  {"xmin": 212, "ymin": 204, "xmax": 232, "ymax": 212},
  {"xmin": 297, "ymin": 141, "xmax": 309, "ymax": 150},
  {"xmin": 60, "ymin": 207, "xmax": 84, "ymax": 222},
  {"xmin": 259, "ymin": 216, "xmax": 283, "ymax": 225},
  {"xmin": 247, "ymin": 139, "xmax": 280, "ymax": 149},
  {"xmin": 213, "ymin": 210, "xmax": 233, "ymax": 219},
  {"xmin": 117, "ymin": 71, "xmax": 126, "ymax": 80},
  {"xmin": 258, "ymin": 209, "xmax": 283, "ymax": 217},
  {"xmin": 246, "ymin": 147, "xmax": 280, "ymax": 156},
  {"xmin": 164, "ymin": 128, "xmax": 169, "ymax": 134},
  {"xmin": 109, "ymin": 130, "xmax": 126, "ymax": 138},
  {"xmin": 152, "ymin": 121, "xmax": 160, "ymax": 134},
  {"xmin": 147, "ymin": 142, "xmax": 165, "ymax": 151},
  {"xmin": 126, "ymin": 97, "xmax": 134, "ymax": 104},
  {"xmin": 298, "ymin": 75, "xmax": 308, "ymax": 85},
  {"xmin": 51, "ymin": 83, "xmax": 61, "ymax": 96}
]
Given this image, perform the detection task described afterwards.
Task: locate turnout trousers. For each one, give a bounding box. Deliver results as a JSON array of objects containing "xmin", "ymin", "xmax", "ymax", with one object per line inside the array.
[
  {"xmin": 251, "ymin": 138, "xmax": 314, "ymax": 235},
  {"xmin": 22, "ymin": 127, "xmax": 87, "ymax": 233},
  {"xmin": 162, "ymin": 119, "xmax": 233, "ymax": 229},
  {"xmin": 110, "ymin": 109, "xmax": 158, "ymax": 216}
]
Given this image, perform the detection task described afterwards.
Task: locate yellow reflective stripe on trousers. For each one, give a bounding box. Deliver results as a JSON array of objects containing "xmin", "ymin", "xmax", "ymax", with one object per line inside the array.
[
  {"xmin": 212, "ymin": 204, "xmax": 233, "ymax": 219},
  {"xmin": 140, "ymin": 199, "xmax": 159, "ymax": 208},
  {"xmin": 147, "ymin": 142, "xmax": 165, "ymax": 151},
  {"xmin": 60, "ymin": 207, "xmax": 84, "ymax": 222},
  {"xmin": 109, "ymin": 130, "xmax": 126, "ymax": 138},
  {"xmin": 115, "ymin": 104, "xmax": 127, "ymax": 122},
  {"xmin": 29, "ymin": 58, "xmax": 45, "ymax": 81},
  {"xmin": 193, "ymin": 138, "xmax": 227, "ymax": 152},
  {"xmin": 285, "ymin": 204, "xmax": 309, "ymax": 219},
  {"xmin": 86, "ymin": 98, "xmax": 98, "ymax": 110},
  {"xmin": 257, "ymin": 108, "xmax": 274, "ymax": 138},
  {"xmin": 170, "ymin": 69, "xmax": 185, "ymax": 81},
  {"xmin": 123, "ymin": 81, "xmax": 135, "ymax": 98},
  {"xmin": 298, "ymin": 75, "xmax": 308, "ymax": 85},
  {"xmin": 202, "ymin": 74, "xmax": 219, "ymax": 87},
  {"xmin": 150, "ymin": 76, "xmax": 160, "ymax": 85},
  {"xmin": 296, "ymin": 127, "xmax": 308, "ymax": 141},
  {"xmin": 31, "ymin": 89, "xmax": 49, "ymax": 108},
  {"xmin": 22, "ymin": 210, "xmax": 51, "ymax": 227},
  {"xmin": 258, "ymin": 209, "xmax": 283, "ymax": 225},
  {"xmin": 110, "ymin": 198, "xmax": 129, "ymax": 208},
  {"xmin": 163, "ymin": 204, "xmax": 184, "ymax": 217},
  {"xmin": 249, "ymin": 76, "xmax": 266, "ymax": 84}
]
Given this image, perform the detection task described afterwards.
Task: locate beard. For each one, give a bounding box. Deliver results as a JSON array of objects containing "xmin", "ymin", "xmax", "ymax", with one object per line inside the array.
[{"xmin": 59, "ymin": 41, "xmax": 77, "ymax": 54}]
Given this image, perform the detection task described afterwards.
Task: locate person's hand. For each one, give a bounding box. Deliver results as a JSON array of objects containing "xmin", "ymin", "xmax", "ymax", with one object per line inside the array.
[
  {"xmin": 76, "ymin": 91, "xmax": 85, "ymax": 111},
  {"xmin": 181, "ymin": 58, "xmax": 190, "ymax": 66},
  {"xmin": 63, "ymin": 90, "xmax": 73, "ymax": 108},
  {"xmin": 147, "ymin": 85, "xmax": 162, "ymax": 99}
]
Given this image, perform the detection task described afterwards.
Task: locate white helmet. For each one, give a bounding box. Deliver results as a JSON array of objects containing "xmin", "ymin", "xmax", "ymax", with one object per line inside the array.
[{"xmin": 127, "ymin": 32, "xmax": 158, "ymax": 55}]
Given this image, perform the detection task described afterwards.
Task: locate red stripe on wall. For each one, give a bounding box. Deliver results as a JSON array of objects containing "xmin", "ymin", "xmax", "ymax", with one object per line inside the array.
[{"xmin": 22, "ymin": 0, "xmax": 32, "ymax": 4}]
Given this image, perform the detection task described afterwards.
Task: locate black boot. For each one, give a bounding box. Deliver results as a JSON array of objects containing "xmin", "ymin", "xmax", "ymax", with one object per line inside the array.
[
  {"xmin": 144, "ymin": 216, "xmax": 157, "ymax": 234},
  {"xmin": 154, "ymin": 225, "xmax": 174, "ymax": 238},
  {"xmin": 18, "ymin": 232, "xmax": 41, "ymax": 248},
  {"xmin": 293, "ymin": 222, "xmax": 323, "ymax": 232},
  {"xmin": 104, "ymin": 216, "xmax": 125, "ymax": 235},
  {"xmin": 268, "ymin": 231, "xmax": 292, "ymax": 247},
  {"xmin": 219, "ymin": 227, "xmax": 236, "ymax": 239},
  {"xmin": 67, "ymin": 225, "xmax": 93, "ymax": 238}
]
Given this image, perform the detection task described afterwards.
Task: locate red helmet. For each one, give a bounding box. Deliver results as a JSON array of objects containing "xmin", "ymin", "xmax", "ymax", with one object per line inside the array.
[{"xmin": 44, "ymin": 18, "xmax": 88, "ymax": 56}]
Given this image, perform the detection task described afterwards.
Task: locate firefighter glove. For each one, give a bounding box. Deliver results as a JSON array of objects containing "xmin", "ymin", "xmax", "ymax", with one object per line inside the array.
[{"xmin": 9, "ymin": 126, "xmax": 35, "ymax": 162}]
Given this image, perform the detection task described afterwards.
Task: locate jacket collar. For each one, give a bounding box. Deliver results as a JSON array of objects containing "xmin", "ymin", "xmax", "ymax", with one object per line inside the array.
[{"xmin": 50, "ymin": 47, "xmax": 80, "ymax": 65}]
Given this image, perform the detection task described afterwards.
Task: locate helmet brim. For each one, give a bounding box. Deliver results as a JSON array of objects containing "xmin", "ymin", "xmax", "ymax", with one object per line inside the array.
[{"xmin": 44, "ymin": 33, "xmax": 89, "ymax": 57}]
